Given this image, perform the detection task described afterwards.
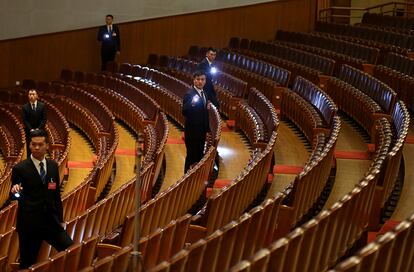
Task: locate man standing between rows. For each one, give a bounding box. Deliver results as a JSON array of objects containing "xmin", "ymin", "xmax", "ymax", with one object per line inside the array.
[
  {"xmin": 182, "ymin": 71, "xmax": 210, "ymax": 173},
  {"xmin": 11, "ymin": 130, "xmax": 73, "ymax": 269}
]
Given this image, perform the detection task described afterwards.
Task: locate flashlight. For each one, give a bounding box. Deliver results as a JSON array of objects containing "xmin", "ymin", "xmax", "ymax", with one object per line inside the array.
[
  {"xmin": 210, "ymin": 67, "xmax": 218, "ymax": 74},
  {"xmin": 192, "ymin": 95, "xmax": 200, "ymax": 103},
  {"xmin": 14, "ymin": 192, "xmax": 21, "ymax": 198},
  {"xmin": 104, "ymin": 34, "xmax": 110, "ymax": 39}
]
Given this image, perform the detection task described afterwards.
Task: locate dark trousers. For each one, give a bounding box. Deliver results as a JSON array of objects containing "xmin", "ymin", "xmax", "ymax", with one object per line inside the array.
[
  {"xmin": 101, "ymin": 50, "xmax": 116, "ymax": 71},
  {"xmin": 184, "ymin": 132, "xmax": 206, "ymax": 173},
  {"xmin": 18, "ymin": 220, "xmax": 73, "ymax": 269}
]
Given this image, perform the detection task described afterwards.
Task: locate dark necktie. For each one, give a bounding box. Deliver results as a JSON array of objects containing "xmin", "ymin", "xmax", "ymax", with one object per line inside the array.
[
  {"xmin": 32, "ymin": 103, "xmax": 35, "ymax": 111},
  {"xmin": 39, "ymin": 161, "xmax": 46, "ymax": 184},
  {"xmin": 200, "ymin": 91, "xmax": 206, "ymax": 107}
]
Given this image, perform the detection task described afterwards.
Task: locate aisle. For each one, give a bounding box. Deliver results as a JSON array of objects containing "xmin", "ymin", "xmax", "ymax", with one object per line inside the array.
[
  {"xmin": 62, "ymin": 127, "xmax": 94, "ymax": 195},
  {"xmin": 323, "ymin": 114, "xmax": 372, "ymax": 209},
  {"xmin": 268, "ymin": 121, "xmax": 310, "ymax": 196},
  {"xmin": 109, "ymin": 122, "xmax": 136, "ymax": 194},
  {"xmin": 161, "ymin": 119, "xmax": 252, "ymax": 192}
]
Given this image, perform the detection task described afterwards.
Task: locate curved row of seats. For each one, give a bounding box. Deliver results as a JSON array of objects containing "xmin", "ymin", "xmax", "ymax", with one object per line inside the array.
[
  {"xmin": 153, "ymin": 55, "xmax": 249, "ymax": 119},
  {"xmin": 228, "ymin": 38, "xmax": 335, "ymax": 86},
  {"xmin": 149, "ymin": 193, "xmax": 284, "ymax": 272},
  {"xmin": 315, "ymin": 21, "xmax": 412, "ymax": 58},
  {"xmin": 20, "ymin": 73, "xmax": 221, "ymax": 268},
  {"xmin": 111, "ymin": 64, "xmax": 189, "ymax": 126},
  {"xmin": 333, "ymin": 211, "xmax": 414, "ymax": 271},
  {"xmin": 187, "ymin": 46, "xmax": 342, "ymax": 236},
  {"xmin": 43, "ymin": 85, "xmax": 119, "ymax": 202},
  {"xmin": 0, "ymin": 107, "xmax": 25, "ymax": 208},
  {"xmin": 150, "ymin": 40, "xmax": 408, "ymax": 270},
  {"xmin": 338, "ymin": 64, "xmax": 396, "ymax": 115},
  {"xmin": 58, "ymin": 71, "xmax": 168, "ymax": 201},
  {"xmin": 225, "ymin": 117, "xmax": 393, "ymax": 271},
  {"xmin": 373, "ymin": 55, "xmax": 414, "ymax": 111},
  {"xmin": 274, "ymin": 32, "xmax": 379, "ymax": 76},
  {"xmin": 361, "ymin": 12, "xmax": 414, "ymax": 34},
  {"xmin": 276, "ymin": 30, "xmax": 380, "ymax": 65},
  {"xmin": 215, "ymin": 49, "xmax": 290, "ymax": 108},
  {"xmin": 236, "ymin": 88, "xmax": 279, "ymax": 148},
  {"xmin": 325, "ymin": 66, "xmax": 409, "ymax": 231}
]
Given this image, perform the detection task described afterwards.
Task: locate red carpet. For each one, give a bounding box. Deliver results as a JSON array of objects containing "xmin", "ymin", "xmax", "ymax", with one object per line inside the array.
[
  {"xmin": 273, "ymin": 165, "xmax": 303, "ymax": 175},
  {"xmin": 221, "ymin": 125, "xmax": 232, "ymax": 133},
  {"xmin": 367, "ymin": 143, "xmax": 376, "ymax": 153},
  {"xmin": 213, "ymin": 179, "xmax": 231, "ymax": 188},
  {"xmin": 115, "ymin": 148, "xmax": 135, "ymax": 156},
  {"xmin": 226, "ymin": 120, "xmax": 235, "ymax": 129},
  {"xmin": 406, "ymin": 135, "xmax": 414, "ymax": 144},
  {"xmin": 206, "ymin": 188, "xmax": 213, "ymax": 198},
  {"xmin": 367, "ymin": 220, "xmax": 401, "ymax": 243},
  {"xmin": 167, "ymin": 138, "xmax": 184, "ymax": 144},
  {"xmin": 334, "ymin": 150, "xmax": 370, "ymax": 160},
  {"xmin": 67, "ymin": 161, "xmax": 94, "ymax": 168}
]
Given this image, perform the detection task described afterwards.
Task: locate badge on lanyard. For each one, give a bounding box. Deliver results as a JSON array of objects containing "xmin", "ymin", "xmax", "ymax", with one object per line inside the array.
[{"xmin": 48, "ymin": 178, "xmax": 56, "ymax": 190}]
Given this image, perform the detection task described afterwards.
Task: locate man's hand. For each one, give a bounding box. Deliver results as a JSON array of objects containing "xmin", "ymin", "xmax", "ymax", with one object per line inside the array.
[
  {"xmin": 60, "ymin": 222, "xmax": 66, "ymax": 229},
  {"xmin": 11, "ymin": 183, "xmax": 23, "ymax": 194},
  {"xmin": 116, "ymin": 51, "xmax": 120, "ymax": 55}
]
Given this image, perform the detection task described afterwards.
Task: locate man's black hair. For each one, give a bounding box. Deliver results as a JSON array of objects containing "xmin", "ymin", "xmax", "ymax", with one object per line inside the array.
[
  {"xmin": 106, "ymin": 14, "xmax": 114, "ymax": 19},
  {"xmin": 193, "ymin": 70, "xmax": 206, "ymax": 78},
  {"xmin": 30, "ymin": 129, "xmax": 49, "ymax": 143},
  {"xmin": 206, "ymin": 47, "xmax": 217, "ymax": 53}
]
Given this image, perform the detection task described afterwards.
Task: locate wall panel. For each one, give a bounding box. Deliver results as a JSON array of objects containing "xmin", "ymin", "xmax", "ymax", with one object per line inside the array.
[{"xmin": 0, "ymin": 0, "xmax": 316, "ymax": 88}]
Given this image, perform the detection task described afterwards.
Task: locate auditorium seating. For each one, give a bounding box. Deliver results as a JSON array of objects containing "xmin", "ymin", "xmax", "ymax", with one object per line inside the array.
[
  {"xmin": 228, "ymin": 116, "xmax": 392, "ymax": 271},
  {"xmin": 373, "ymin": 53, "xmax": 414, "ymax": 111},
  {"xmin": 151, "ymin": 56, "xmax": 249, "ymax": 119},
  {"xmin": 324, "ymin": 64, "xmax": 409, "ymax": 230},
  {"xmin": 0, "ymin": 107, "xmax": 25, "ymax": 208},
  {"xmin": 227, "ymin": 38, "xmax": 334, "ymax": 87},
  {"xmin": 361, "ymin": 12, "xmax": 414, "ymax": 34},
  {"xmin": 315, "ymin": 21, "xmax": 412, "ymax": 59},
  {"xmin": 112, "ymin": 65, "xmax": 189, "ymax": 126},
  {"xmin": 332, "ymin": 211, "xmax": 414, "ymax": 272},
  {"xmin": 337, "ymin": 65, "xmax": 396, "ymax": 115},
  {"xmin": 276, "ymin": 115, "xmax": 340, "ymax": 236},
  {"xmin": 3, "ymin": 9, "xmax": 414, "ymax": 271},
  {"xmin": 215, "ymin": 49, "xmax": 290, "ymax": 109},
  {"xmin": 236, "ymin": 88, "xmax": 279, "ymax": 148},
  {"xmin": 59, "ymin": 71, "xmax": 168, "ymax": 196},
  {"xmin": 276, "ymin": 30, "xmax": 380, "ymax": 65},
  {"xmin": 150, "ymin": 193, "xmax": 284, "ymax": 271},
  {"xmin": 275, "ymin": 30, "xmax": 380, "ymax": 75}
]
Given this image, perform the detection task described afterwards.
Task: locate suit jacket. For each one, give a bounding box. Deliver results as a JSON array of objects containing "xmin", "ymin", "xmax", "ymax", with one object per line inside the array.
[
  {"xmin": 97, "ymin": 24, "xmax": 121, "ymax": 53},
  {"xmin": 11, "ymin": 158, "xmax": 63, "ymax": 231},
  {"xmin": 196, "ymin": 58, "xmax": 219, "ymax": 108},
  {"xmin": 182, "ymin": 87, "xmax": 210, "ymax": 138},
  {"xmin": 22, "ymin": 101, "xmax": 47, "ymax": 133}
]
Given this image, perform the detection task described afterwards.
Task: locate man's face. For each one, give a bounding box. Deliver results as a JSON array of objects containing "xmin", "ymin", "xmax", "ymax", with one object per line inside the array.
[
  {"xmin": 206, "ymin": 50, "xmax": 216, "ymax": 62},
  {"xmin": 28, "ymin": 90, "xmax": 38, "ymax": 103},
  {"xmin": 193, "ymin": 75, "xmax": 206, "ymax": 90},
  {"xmin": 106, "ymin": 16, "xmax": 113, "ymax": 25},
  {"xmin": 30, "ymin": 136, "xmax": 48, "ymax": 160}
]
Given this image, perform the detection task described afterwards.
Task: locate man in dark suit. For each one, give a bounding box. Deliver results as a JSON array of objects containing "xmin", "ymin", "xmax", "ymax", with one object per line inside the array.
[
  {"xmin": 22, "ymin": 89, "xmax": 47, "ymax": 157},
  {"xmin": 10, "ymin": 129, "xmax": 73, "ymax": 269},
  {"xmin": 182, "ymin": 71, "xmax": 210, "ymax": 173},
  {"xmin": 195, "ymin": 47, "xmax": 219, "ymax": 109},
  {"xmin": 97, "ymin": 14, "xmax": 121, "ymax": 71}
]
